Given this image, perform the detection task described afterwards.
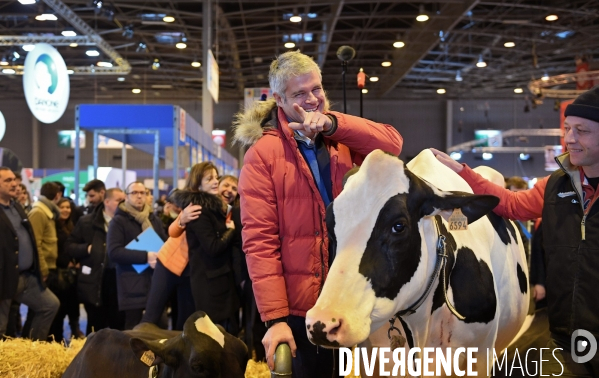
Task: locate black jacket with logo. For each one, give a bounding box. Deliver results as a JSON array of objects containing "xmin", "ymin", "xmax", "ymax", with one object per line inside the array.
[{"xmin": 543, "ymin": 157, "xmax": 599, "ymax": 350}]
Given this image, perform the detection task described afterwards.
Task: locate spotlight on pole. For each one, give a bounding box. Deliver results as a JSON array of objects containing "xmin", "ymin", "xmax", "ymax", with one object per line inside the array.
[{"xmin": 336, "ymin": 45, "xmax": 356, "ymax": 114}]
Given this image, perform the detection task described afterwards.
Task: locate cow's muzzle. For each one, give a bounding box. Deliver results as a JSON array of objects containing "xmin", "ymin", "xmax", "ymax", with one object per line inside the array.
[{"xmin": 305, "ymin": 310, "xmax": 344, "ymax": 348}]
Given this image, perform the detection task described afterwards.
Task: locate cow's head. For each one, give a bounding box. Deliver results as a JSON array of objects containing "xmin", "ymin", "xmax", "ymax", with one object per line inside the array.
[
  {"xmin": 305, "ymin": 150, "xmax": 499, "ymax": 348},
  {"xmin": 130, "ymin": 311, "xmax": 248, "ymax": 377}
]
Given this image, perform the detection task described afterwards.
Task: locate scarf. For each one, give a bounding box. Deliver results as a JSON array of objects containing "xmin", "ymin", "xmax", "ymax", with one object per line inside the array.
[
  {"xmin": 120, "ymin": 201, "xmax": 153, "ymax": 231},
  {"xmin": 39, "ymin": 195, "xmax": 60, "ymax": 219}
]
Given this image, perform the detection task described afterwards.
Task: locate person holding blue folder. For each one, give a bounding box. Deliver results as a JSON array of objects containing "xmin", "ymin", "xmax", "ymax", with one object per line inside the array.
[{"xmin": 107, "ymin": 181, "xmax": 167, "ymax": 330}]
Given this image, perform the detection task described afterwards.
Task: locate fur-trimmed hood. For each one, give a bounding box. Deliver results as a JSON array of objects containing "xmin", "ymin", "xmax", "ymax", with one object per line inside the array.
[
  {"xmin": 232, "ymin": 98, "xmax": 278, "ymax": 147},
  {"xmin": 170, "ymin": 190, "xmax": 225, "ymax": 214},
  {"xmin": 232, "ymin": 97, "xmax": 331, "ymax": 147}
]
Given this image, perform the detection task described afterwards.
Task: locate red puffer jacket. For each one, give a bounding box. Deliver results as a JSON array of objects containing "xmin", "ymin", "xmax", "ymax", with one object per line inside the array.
[{"xmin": 235, "ymin": 100, "xmax": 403, "ymax": 321}]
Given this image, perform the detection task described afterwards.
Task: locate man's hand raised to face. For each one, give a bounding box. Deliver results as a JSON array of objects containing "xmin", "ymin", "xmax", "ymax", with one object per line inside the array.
[{"xmin": 287, "ymin": 103, "xmax": 332, "ymax": 138}]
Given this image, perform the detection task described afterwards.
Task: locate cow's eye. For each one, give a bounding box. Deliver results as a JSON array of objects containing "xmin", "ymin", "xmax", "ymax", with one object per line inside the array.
[{"xmin": 391, "ymin": 223, "xmax": 406, "ymax": 233}]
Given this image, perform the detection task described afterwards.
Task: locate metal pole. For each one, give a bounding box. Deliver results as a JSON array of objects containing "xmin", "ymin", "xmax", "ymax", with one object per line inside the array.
[
  {"xmin": 360, "ymin": 90, "xmax": 363, "ymax": 118},
  {"xmin": 74, "ymin": 106, "xmax": 80, "ymax": 205},
  {"xmin": 153, "ymin": 131, "xmax": 159, "ymax": 209},
  {"xmin": 202, "ymin": 0, "xmax": 214, "ymax": 133},
  {"xmin": 93, "ymin": 130, "xmax": 99, "ymax": 179},
  {"xmin": 173, "ymin": 107, "xmax": 179, "ymax": 191},
  {"xmin": 121, "ymin": 140, "xmax": 127, "ymax": 190},
  {"xmin": 342, "ymin": 61, "xmax": 347, "ymax": 114}
]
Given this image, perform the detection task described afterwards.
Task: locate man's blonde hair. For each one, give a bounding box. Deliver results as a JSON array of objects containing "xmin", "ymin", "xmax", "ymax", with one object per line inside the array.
[{"xmin": 269, "ymin": 50, "xmax": 322, "ymax": 101}]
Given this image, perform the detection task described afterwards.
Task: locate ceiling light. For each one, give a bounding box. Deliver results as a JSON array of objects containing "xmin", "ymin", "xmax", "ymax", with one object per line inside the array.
[
  {"xmin": 132, "ymin": 88, "xmax": 141, "ymax": 94},
  {"xmin": 393, "ymin": 41, "xmax": 405, "ymax": 48},
  {"xmin": 117, "ymin": 77, "xmax": 125, "ymax": 81},
  {"xmin": 152, "ymin": 59, "xmax": 160, "ymax": 70},
  {"xmin": 369, "ymin": 76, "xmax": 379, "ymax": 82},
  {"xmin": 2, "ymin": 69, "xmax": 16, "ymax": 74},
  {"xmin": 542, "ymin": 72, "xmax": 549, "ymax": 81},
  {"xmin": 450, "ymin": 152, "xmax": 462, "ymax": 161},
  {"xmin": 97, "ymin": 61, "xmax": 113, "ymax": 67},
  {"xmin": 163, "ymin": 16, "xmax": 175, "ymax": 23},
  {"xmin": 62, "ymin": 29, "xmax": 76, "ymax": 37},
  {"xmin": 66, "ymin": 69, "xmax": 74, "ymax": 74},
  {"xmin": 0, "ymin": 57, "xmax": 8, "ymax": 66},
  {"xmin": 22, "ymin": 44, "xmax": 35, "ymax": 52},
  {"xmin": 12, "ymin": 51, "xmax": 20, "ymax": 60},
  {"xmin": 18, "ymin": 0, "xmax": 36, "ymax": 4},
  {"xmin": 362, "ymin": 89, "xmax": 368, "ymax": 94},
  {"xmin": 191, "ymin": 61, "xmax": 201, "ymax": 68},
  {"xmin": 284, "ymin": 42, "xmax": 295, "ymax": 48},
  {"xmin": 69, "ymin": 43, "xmax": 78, "ymax": 47},
  {"xmin": 482, "ymin": 153, "xmax": 493, "ymax": 161},
  {"xmin": 35, "ymin": 14, "xmax": 57, "ymax": 21},
  {"xmin": 416, "ymin": 5, "xmax": 429, "ymax": 22},
  {"xmin": 290, "ymin": 15, "xmax": 302, "ymax": 23},
  {"xmin": 476, "ymin": 55, "xmax": 487, "ymax": 68},
  {"xmin": 504, "ymin": 41, "xmax": 515, "ymax": 48},
  {"xmin": 175, "ymin": 42, "xmax": 187, "ymax": 49},
  {"xmin": 545, "ymin": 14, "xmax": 558, "ymax": 21},
  {"xmin": 381, "ymin": 61, "xmax": 392, "ymax": 67},
  {"xmin": 455, "ymin": 70, "xmax": 463, "ymax": 82},
  {"xmin": 86, "ymin": 50, "xmax": 100, "ymax": 57},
  {"xmin": 437, "ymin": 88, "xmax": 446, "ymax": 94},
  {"xmin": 514, "ymin": 88, "xmax": 523, "ymax": 93},
  {"xmin": 136, "ymin": 42, "xmax": 148, "ymax": 53},
  {"xmin": 122, "ymin": 25, "xmax": 134, "ymax": 39},
  {"xmin": 519, "ymin": 153, "xmax": 530, "ymax": 161}
]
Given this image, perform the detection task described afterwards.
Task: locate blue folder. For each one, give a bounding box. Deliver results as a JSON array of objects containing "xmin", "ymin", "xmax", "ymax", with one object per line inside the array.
[{"xmin": 125, "ymin": 227, "xmax": 165, "ymax": 273}]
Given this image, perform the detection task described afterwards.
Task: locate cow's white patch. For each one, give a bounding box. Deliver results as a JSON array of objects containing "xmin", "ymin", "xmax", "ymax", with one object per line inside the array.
[{"xmin": 194, "ymin": 316, "xmax": 225, "ymax": 347}]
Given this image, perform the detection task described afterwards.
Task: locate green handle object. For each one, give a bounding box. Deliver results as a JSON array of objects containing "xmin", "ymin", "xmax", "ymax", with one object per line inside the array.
[{"xmin": 271, "ymin": 342, "xmax": 292, "ymax": 377}]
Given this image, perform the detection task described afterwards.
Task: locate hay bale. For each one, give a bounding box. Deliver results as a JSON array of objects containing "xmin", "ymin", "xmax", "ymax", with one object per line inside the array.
[
  {"xmin": 245, "ymin": 359, "xmax": 270, "ymax": 378},
  {"xmin": 0, "ymin": 338, "xmax": 85, "ymax": 378}
]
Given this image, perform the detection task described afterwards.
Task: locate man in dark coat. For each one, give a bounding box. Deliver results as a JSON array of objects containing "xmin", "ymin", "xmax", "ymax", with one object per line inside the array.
[
  {"xmin": 0, "ymin": 167, "xmax": 59, "ymax": 340},
  {"xmin": 107, "ymin": 182, "xmax": 167, "ymax": 330},
  {"xmin": 66, "ymin": 188, "xmax": 127, "ymax": 334}
]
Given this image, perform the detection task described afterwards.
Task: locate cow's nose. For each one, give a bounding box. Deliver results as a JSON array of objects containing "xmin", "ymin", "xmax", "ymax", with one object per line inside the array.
[{"xmin": 305, "ymin": 311, "xmax": 343, "ymax": 348}]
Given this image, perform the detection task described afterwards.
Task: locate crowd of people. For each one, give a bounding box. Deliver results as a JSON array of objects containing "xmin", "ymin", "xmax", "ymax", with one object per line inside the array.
[
  {"xmin": 0, "ymin": 167, "xmax": 262, "ymax": 354},
  {"xmin": 1, "ymin": 49, "xmax": 598, "ymax": 377}
]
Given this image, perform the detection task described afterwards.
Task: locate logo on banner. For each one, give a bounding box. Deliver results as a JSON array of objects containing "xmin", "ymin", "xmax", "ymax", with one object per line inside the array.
[
  {"xmin": 23, "ymin": 43, "xmax": 70, "ymax": 124},
  {"xmin": 0, "ymin": 111, "xmax": 5, "ymax": 142}
]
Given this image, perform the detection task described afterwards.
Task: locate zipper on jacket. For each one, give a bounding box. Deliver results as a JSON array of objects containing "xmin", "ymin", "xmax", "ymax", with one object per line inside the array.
[{"xmin": 556, "ymin": 158, "xmax": 587, "ymax": 240}]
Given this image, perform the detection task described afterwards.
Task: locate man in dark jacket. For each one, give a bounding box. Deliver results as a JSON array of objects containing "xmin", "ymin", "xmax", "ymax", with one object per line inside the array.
[
  {"xmin": 432, "ymin": 86, "xmax": 599, "ymax": 376},
  {"xmin": 107, "ymin": 182, "xmax": 167, "ymax": 330},
  {"xmin": 0, "ymin": 167, "xmax": 59, "ymax": 340},
  {"xmin": 66, "ymin": 188, "xmax": 126, "ymax": 334}
]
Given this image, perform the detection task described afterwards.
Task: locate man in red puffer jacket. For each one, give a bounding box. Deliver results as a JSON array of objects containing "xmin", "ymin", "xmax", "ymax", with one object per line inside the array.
[{"xmin": 234, "ymin": 50, "xmax": 403, "ymax": 377}]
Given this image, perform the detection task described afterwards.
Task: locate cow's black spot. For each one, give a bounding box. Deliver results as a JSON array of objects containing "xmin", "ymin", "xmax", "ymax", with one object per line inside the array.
[
  {"xmin": 431, "ymin": 216, "xmax": 457, "ymax": 314},
  {"xmin": 450, "ymin": 247, "xmax": 497, "ymax": 324},
  {"xmin": 359, "ymin": 193, "xmax": 423, "ymax": 300},
  {"xmin": 516, "ymin": 263, "xmax": 528, "ymax": 294},
  {"xmin": 326, "ymin": 203, "xmax": 337, "ymax": 266},
  {"xmin": 308, "ymin": 321, "xmax": 339, "ymax": 348},
  {"xmin": 506, "ymin": 219, "xmax": 518, "ymax": 244},
  {"xmin": 486, "ymin": 212, "xmax": 517, "ymax": 246}
]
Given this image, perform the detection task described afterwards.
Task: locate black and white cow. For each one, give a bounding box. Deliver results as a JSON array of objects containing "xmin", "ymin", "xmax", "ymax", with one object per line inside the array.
[
  {"xmin": 305, "ymin": 149, "xmax": 528, "ymax": 372},
  {"xmin": 63, "ymin": 311, "xmax": 248, "ymax": 378}
]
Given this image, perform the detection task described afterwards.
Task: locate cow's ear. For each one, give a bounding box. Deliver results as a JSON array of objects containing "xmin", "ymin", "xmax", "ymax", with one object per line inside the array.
[
  {"xmin": 429, "ymin": 191, "xmax": 499, "ymax": 224},
  {"xmin": 130, "ymin": 338, "xmax": 176, "ymax": 367}
]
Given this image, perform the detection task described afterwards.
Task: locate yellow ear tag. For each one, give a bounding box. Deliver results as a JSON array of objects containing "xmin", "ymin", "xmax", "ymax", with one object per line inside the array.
[
  {"xmin": 448, "ymin": 208, "xmax": 468, "ymax": 231},
  {"xmin": 140, "ymin": 350, "xmax": 155, "ymax": 366}
]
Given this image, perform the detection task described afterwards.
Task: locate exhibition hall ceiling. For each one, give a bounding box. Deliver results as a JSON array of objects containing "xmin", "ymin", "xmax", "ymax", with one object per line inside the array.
[{"xmin": 0, "ymin": 0, "xmax": 598, "ymax": 101}]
